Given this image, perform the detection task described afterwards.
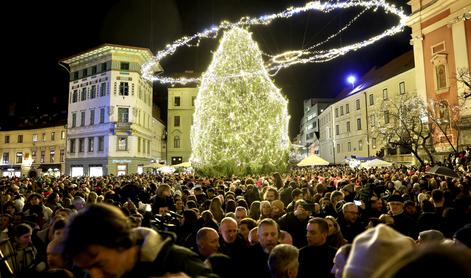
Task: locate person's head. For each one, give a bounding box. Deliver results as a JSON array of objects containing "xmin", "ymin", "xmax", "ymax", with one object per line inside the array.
[
  {"xmin": 14, "ymin": 223, "xmax": 33, "ymax": 248},
  {"xmin": 271, "ymin": 200, "xmax": 285, "ymax": 218},
  {"xmin": 219, "ymin": 217, "xmax": 238, "ymax": 244},
  {"xmin": 51, "ymin": 217, "xmax": 67, "ymax": 241},
  {"xmin": 235, "ymin": 206, "xmax": 248, "ymax": 224},
  {"xmin": 294, "ymin": 200, "xmax": 311, "ymax": 221},
  {"xmin": 291, "ymin": 188, "xmax": 303, "ymax": 201},
  {"xmin": 268, "ymin": 244, "xmax": 299, "ymax": 278},
  {"xmin": 306, "ymin": 218, "xmax": 329, "ymax": 247},
  {"xmin": 417, "ymin": 230, "xmax": 444, "ymax": 245},
  {"xmin": 0, "ymin": 214, "xmax": 11, "ymax": 230},
  {"xmin": 28, "ymin": 193, "xmax": 43, "ymax": 205},
  {"xmin": 370, "ymin": 196, "xmax": 383, "ymax": 212},
  {"xmin": 47, "ymin": 238, "xmax": 67, "ymax": 268},
  {"xmin": 248, "ymin": 227, "xmax": 259, "ymax": 246},
  {"xmin": 453, "ymin": 224, "xmax": 471, "ymax": 248},
  {"xmin": 196, "ymin": 227, "xmax": 220, "ymax": 258},
  {"xmin": 387, "ymin": 195, "xmax": 404, "ymax": 216},
  {"xmin": 205, "ymin": 253, "xmax": 236, "ymax": 278},
  {"xmin": 59, "ymin": 203, "xmax": 137, "ymax": 278},
  {"xmin": 264, "ymin": 187, "xmax": 279, "ymax": 202},
  {"xmin": 279, "ymin": 230, "xmax": 293, "ymax": 245},
  {"xmin": 331, "ymin": 244, "xmax": 352, "ymax": 278},
  {"xmin": 330, "ymin": 191, "xmax": 344, "ymax": 205},
  {"xmin": 260, "ymin": 200, "xmax": 272, "ymax": 218},
  {"xmin": 258, "ymin": 218, "xmax": 279, "ymax": 254},
  {"xmin": 239, "ymin": 218, "xmax": 257, "ymax": 243},
  {"xmin": 73, "ymin": 196, "xmax": 86, "ymax": 211},
  {"xmin": 342, "ymin": 202, "xmax": 359, "ymax": 223},
  {"xmin": 324, "ymin": 215, "xmax": 340, "ymax": 236}
]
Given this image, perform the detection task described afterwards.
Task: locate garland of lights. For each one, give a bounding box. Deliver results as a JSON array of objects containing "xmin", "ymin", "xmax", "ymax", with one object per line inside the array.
[
  {"xmin": 142, "ymin": 0, "xmax": 408, "ymax": 85},
  {"xmin": 189, "ymin": 27, "xmax": 290, "ymax": 176}
]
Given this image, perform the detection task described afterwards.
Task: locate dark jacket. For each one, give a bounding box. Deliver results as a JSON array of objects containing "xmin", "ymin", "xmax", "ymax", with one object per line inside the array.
[
  {"xmin": 298, "ymin": 243, "xmax": 337, "ymax": 278},
  {"xmin": 123, "ymin": 228, "xmax": 217, "ymax": 278},
  {"xmin": 277, "ymin": 212, "xmax": 309, "ymax": 248}
]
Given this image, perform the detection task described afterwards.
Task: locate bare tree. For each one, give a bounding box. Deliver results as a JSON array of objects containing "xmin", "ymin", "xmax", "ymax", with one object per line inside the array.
[
  {"xmin": 372, "ymin": 94, "xmax": 434, "ymax": 165},
  {"xmin": 456, "ymin": 68, "xmax": 471, "ymax": 98}
]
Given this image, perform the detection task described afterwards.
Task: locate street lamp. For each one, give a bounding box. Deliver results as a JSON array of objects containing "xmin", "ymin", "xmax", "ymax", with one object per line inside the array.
[{"xmin": 347, "ymin": 75, "xmax": 356, "ymax": 89}]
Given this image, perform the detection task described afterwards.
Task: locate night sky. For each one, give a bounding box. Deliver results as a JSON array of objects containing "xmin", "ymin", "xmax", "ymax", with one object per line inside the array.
[{"xmin": 3, "ymin": 0, "xmax": 412, "ymax": 138}]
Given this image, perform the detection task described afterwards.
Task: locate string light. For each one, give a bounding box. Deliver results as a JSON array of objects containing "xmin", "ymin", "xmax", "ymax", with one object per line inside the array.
[
  {"xmin": 190, "ymin": 27, "xmax": 290, "ymax": 176},
  {"xmin": 142, "ymin": 0, "xmax": 408, "ymax": 85}
]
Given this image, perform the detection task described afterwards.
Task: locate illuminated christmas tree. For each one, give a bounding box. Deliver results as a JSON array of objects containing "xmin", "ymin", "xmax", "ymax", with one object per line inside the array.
[{"xmin": 190, "ymin": 27, "xmax": 290, "ymax": 176}]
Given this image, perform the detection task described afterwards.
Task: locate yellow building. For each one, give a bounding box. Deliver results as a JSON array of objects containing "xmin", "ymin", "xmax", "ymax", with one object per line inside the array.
[
  {"xmin": 0, "ymin": 126, "xmax": 67, "ymax": 176},
  {"xmin": 167, "ymin": 87, "xmax": 198, "ymax": 165}
]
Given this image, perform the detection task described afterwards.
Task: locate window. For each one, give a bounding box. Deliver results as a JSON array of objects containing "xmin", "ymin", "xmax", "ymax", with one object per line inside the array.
[
  {"xmin": 138, "ymin": 137, "xmax": 141, "ymax": 152},
  {"xmin": 88, "ymin": 137, "xmax": 94, "ymax": 152},
  {"xmin": 92, "ymin": 65, "xmax": 97, "ymax": 75},
  {"xmin": 384, "ymin": 111, "xmax": 390, "ymax": 124},
  {"xmin": 358, "ymin": 140, "xmax": 363, "ymax": 151},
  {"xmin": 348, "ymin": 142, "xmax": 352, "ymax": 152},
  {"xmin": 98, "ymin": 136, "xmax": 104, "ymax": 151},
  {"xmin": 72, "ymin": 90, "xmax": 78, "ymax": 103},
  {"xmin": 60, "ymin": 149, "xmax": 65, "ymax": 162},
  {"xmin": 340, "ymin": 106, "xmax": 344, "ymax": 116},
  {"xmin": 174, "ymin": 115, "xmax": 180, "ymax": 127},
  {"xmin": 70, "ymin": 139, "xmax": 76, "ymax": 153},
  {"xmin": 90, "ymin": 85, "xmax": 96, "ymax": 99},
  {"xmin": 100, "ymin": 83, "xmax": 106, "ymax": 96},
  {"xmin": 383, "ymin": 88, "xmax": 388, "ymax": 100},
  {"xmin": 117, "ymin": 137, "xmax": 128, "ymax": 151},
  {"xmin": 81, "ymin": 111, "xmax": 86, "ymax": 126},
  {"xmin": 18, "ymin": 135, "xmax": 23, "ymax": 143},
  {"xmin": 117, "ymin": 164, "xmax": 127, "ymax": 176},
  {"xmin": 16, "ymin": 152, "xmax": 23, "ymax": 163},
  {"xmin": 356, "ymin": 99, "xmax": 360, "ymax": 110},
  {"xmin": 335, "ymin": 108, "xmax": 338, "ymax": 117},
  {"xmin": 2, "ymin": 152, "xmax": 9, "ymax": 164},
  {"xmin": 51, "ymin": 132, "xmax": 55, "ymax": 141},
  {"xmin": 147, "ymin": 141, "xmax": 150, "ymax": 155},
  {"xmin": 357, "ymin": 118, "xmax": 362, "ymax": 130},
  {"xmin": 82, "ymin": 68, "xmax": 87, "ymax": 78},
  {"xmin": 399, "ymin": 82, "xmax": 406, "ymax": 95},
  {"xmin": 61, "ymin": 131, "xmax": 66, "ymax": 139},
  {"xmin": 436, "ymin": 65, "xmax": 447, "ymax": 90},
  {"xmin": 345, "ymin": 104, "xmax": 349, "ymax": 113},
  {"xmin": 119, "ymin": 82, "xmax": 129, "ymax": 96},
  {"xmin": 369, "ymin": 94, "xmax": 374, "ymax": 105},
  {"xmin": 431, "ymin": 52, "xmax": 449, "ymax": 91},
  {"xmin": 100, "ymin": 108, "xmax": 105, "ymax": 123},
  {"xmin": 73, "ymin": 72, "xmax": 79, "ymax": 80},
  {"xmin": 90, "ymin": 109, "xmax": 95, "ymax": 125},
  {"xmin": 192, "ymin": 96, "xmax": 196, "ymax": 106},
  {"xmin": 118, "ymin": 108, "xmax": 129, "ymax": 123},
  {"xmin": 174, "ymin": 135, "xmax": 181, "ymax": 148},
  {"xmin": 81, "ymin": 88, "xmax": 87, "ymax": 101},
  {"xmin": 336, "ymin": 144, "xmax": 340, "ymax": 153},
  {"xmin": 120, "ymin": 62, "xmax": 130, "ymax": 71},
  {"xmin": 4, "ymin": 135, "xmax": 9, "ymax": 144},
  {"xmin": 336, "ymin": 125, "xmax": 339, "ymax": 135},
  {"xmin": 174, "ymin": 96, "xmax": 181, "ymax": 106},
  {"xmin": 40, "ymin": 151, "xmax": 45, "ymax": 163},
  {"xmin": 101, "ymin": 62, "xmax": 107, "ymax": 72},
  {"xmin": 78, "ymin": 138, "xmax": 84, "ymax": 152},
  {"xmin": 346, "ymin": 121, "xmax": 351, "ymax": 132},
  {"xmin": 372, "ymin": 138, "xmax": 377, "ymax": 149}
]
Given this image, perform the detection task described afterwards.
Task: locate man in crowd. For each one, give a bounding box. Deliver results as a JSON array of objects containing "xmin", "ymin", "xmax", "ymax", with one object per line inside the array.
[
  {"xmin": 246, "ymin": 218, "xmax": 280, "ymax": 278},
  {"xmin": 298, "ymin": 218, "xmax": 337, "ymax": 278},
  {"xmin": 278, "ymin": 200, "xmax": 311, "ymax": 247},
  {"xmin": 59, "ymin": 203, "xmax": 215, "ymax": 278},
  {"xmin": 387, "ymin": 195, "xmax": 417, "ymax": 239},
  {"xmin": 337, "ymin": 202, "xmax": 364, "ymax": 243},
  {"xmin": 268, "ymin": 244, "xmax": 299, "ymax": 278},
  {"xmin": 196, "ymin": 227, "xmax": 220, "ymax": 260}
]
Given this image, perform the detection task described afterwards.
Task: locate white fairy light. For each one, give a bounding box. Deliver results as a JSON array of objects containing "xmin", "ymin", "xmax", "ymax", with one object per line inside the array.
[{"xmin": 142, "ymin": 0, "xmax": 408, "ymax": 85}]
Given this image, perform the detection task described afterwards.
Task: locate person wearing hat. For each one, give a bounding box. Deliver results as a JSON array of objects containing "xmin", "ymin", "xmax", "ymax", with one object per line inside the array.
[{"xmin": 387, "ymin": 195, "xmax": 417, "ymax": 239}]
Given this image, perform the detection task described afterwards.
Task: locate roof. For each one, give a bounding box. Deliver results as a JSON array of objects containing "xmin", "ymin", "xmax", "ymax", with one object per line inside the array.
[{"xmin": 335, "ymin": 50, "xmax": 415, "ymax": 101}]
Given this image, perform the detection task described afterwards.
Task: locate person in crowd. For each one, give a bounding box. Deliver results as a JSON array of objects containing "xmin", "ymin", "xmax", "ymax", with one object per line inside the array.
[
  {"xmin": 239, "ymin": 217, "xmax": 257, "ymax": 245},
  {"xmin": 260, "ymin": 201, "xmax": 273, "ymax": 221},
  {"xmin": 249, "ymin": 201, "xmax": 261, "ymax": 220},
  {"xmin": 58, "ymin": 203, "xmax": 216, "ymax": 277},
  {"xmin": 268, "ymin": 244, "xmax": 299, "ymax": 278},
  {"xmin": 248, "ymin": 227, "xmax": 259, "ymax": 246},
  {"xmin": 205, "ymin": 253, "xmax": 236, "ymax": 278},
  {"xmin": 324, "ymin": 215, "xmax": 348, "ymax": 248},
  {"xmin": 337, "ymin": 202, "xmax": 364, "ymax": 243},
  {"xmin": 271, "ymin": 200, "xmax": 285, "ymax": 221},
  {"xmin": 387, "ymin": 195, "xmax": 418, "ymax": 239},
  {"xmin": 278, "ymin": 199, "xmax": 311, "ymax": 248},
  {"xmin": 298, "ymin": 217, "xmax": 337, "ymax": 278},
  {"xmin": 196, "ymin": 227, "xmax": 220, "ymax": 260},
  {"xmin": 417, "ymin": 229, "xmax": 445, "ymax": 245},
  {"xmin": 264, "ymin": 187, "xmax": 279, "ymax": 202},
  {"xmin": 246, "ymin": 218, "xmax": 280, "ymax": 278},
  {"xmin": 285, "ymin": 189, "xmax": 303, "ymax": 213},
  {"xmin": 218, "ymin": 217, "xmax": 247, "ymax": 263},
  {"xmin": 235, "ymin": 206, "xmax": 248, "ymax": 224}
]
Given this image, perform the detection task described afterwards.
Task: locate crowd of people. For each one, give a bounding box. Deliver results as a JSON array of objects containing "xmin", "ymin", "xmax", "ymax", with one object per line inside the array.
[{"xmin": 0, "ymin": 162, "xmax": 471, "ymax": 277}]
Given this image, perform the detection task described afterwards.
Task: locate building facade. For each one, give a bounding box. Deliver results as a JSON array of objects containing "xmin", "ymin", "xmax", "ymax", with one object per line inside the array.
[
  {"xmin": 407, "ymin": 0, "xmax": 471, "ymax": 151},
  {"xmin": 61, "ymin": 44, "xmax": 164, "ymax": 176},
  {"xmin": 299, "ymin": 98, "xmax": 334, "ymax": 154},
  {"xmin": 167, "ymin": 87, "xmax": 198, "ymax": 165},
  {"xmin": 0, "ymin": 126, "xmax": 66, "ymax": 177},
  {"xmin": 318, "ymin": 52, "xmax": 416, "ymax": 164}
]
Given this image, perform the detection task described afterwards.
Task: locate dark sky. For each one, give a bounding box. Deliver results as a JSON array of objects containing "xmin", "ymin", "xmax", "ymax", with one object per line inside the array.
[{"xmin": 4, "ymin": 0, "xmax": 412, "ymax": 138}]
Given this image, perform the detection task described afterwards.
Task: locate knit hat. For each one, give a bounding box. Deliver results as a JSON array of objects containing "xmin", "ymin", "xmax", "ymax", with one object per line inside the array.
[
  {"xmin": 418, "ymin": 229, "xmax": 444, "ymax": 244},
  {"xmin": 344, "ymin": 224, "xmax": 415, "ymax": 278},
  {"xmin": 387, "ymin": 194, "xmax": 404, "ymax": 203}
]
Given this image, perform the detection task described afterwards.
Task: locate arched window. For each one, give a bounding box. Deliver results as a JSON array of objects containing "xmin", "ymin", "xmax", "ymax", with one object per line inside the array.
[{"xmin": 431, "ymin": 51, "xmax": 449, "ymax": 93}]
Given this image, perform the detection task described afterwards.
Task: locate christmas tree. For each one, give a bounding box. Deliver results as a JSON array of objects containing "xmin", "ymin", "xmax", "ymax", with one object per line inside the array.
[{"xmin": 190, "ymin": 27, "xmax": 290, "ymax": 176}]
